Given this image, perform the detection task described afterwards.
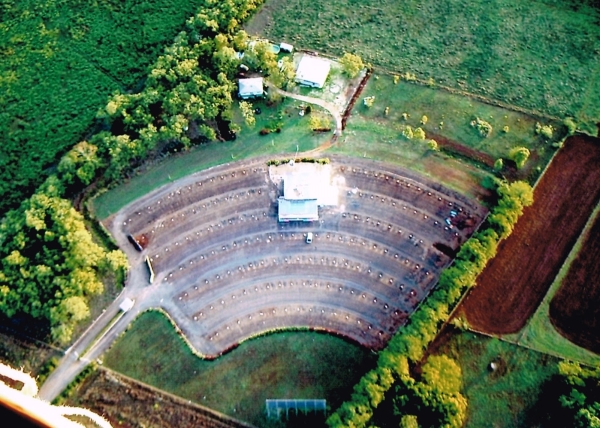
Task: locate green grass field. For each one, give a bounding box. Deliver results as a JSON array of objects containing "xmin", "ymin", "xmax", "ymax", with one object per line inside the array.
[
  {"xmin": 248, "ymin": 0, "xmax": 600, "ymax": 132},
  {"xmin": 104, "ymin": 310, "xmax": 376, "ymax": 426},
  {"xmin": 438, "ymin": 329, "xmax": 558, "ymax": 428},
  {"xmin": 505, "ymin": 202, "xmax": 600, "ymax": 366},
  {"xmin": 358, "ymin": 74, "xmax": 561, "ymax": 162},
  {"xmin": 0, "ymin": 0, "xmax": 209, "ymax": 214}
]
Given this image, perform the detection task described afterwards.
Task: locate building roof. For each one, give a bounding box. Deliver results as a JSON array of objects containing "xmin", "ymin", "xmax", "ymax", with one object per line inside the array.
[
  {"xmin": 283, "ymin": 173, "xmax": 320, "ymax": 200},
  {"xmin": 295, "ymin": 56, "xmax": 331, "ymax": 88},
  {"xmin": 278, "ymin": 198, "xmax": 319, "ymax": 222},
  {"xmin": 279, "ymin": 42, "xmax": 294, "ymax": 53},
  {"xmin": 238, "ymin": 77, "xmax": 264, "ymax": 97}
]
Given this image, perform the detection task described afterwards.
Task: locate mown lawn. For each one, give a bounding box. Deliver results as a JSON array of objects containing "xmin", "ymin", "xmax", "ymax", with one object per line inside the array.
[
  {"xmin": 103, "ymin": 310, "xmax": 376, "ymax": 426},
  {"xmin": 437, "ymin": 329, "xmax": 558, "ymax": 428},
  {"xmin": 249, "ymin": 0, "xmax": 600, "ymax": 132},
  {"xmin": 358, "ymin": 74, "xmax": 561, "ymax": 164}
]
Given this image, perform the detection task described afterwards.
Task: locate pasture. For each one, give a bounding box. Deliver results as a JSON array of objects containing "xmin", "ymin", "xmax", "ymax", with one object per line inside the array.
[
  {"xmin": 104, "ymin": 310, "xmax": 377, "ymax": 426},
  {"xmin": 248, "ymin": 0, "xmax": 600, "ymax": 132},
  {"xmin": 355, "ymin": 74, "xmax": 560, "ymax": 177}
]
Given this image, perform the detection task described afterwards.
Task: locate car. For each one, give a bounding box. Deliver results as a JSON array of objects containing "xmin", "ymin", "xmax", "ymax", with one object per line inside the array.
[{"xmin": 306, "ymin": 232, "xmax": 313, "ymax": 244}]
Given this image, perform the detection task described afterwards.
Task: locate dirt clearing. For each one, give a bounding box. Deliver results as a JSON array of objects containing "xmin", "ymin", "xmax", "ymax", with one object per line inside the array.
[
  {"xmin": 549, "ymin": 207, "xmax": 600, "ymax": 354},
  {"xmin": 459, "ymin": 135, "xmax": 600, "ymax": 334}
]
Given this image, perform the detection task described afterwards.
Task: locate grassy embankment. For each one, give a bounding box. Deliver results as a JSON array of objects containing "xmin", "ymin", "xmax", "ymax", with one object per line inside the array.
[
  {"xmin": 103, "ymin": 310, "xmax": 376, "ymax": 426},
  {"xmin": 249, "ymin": 0, "xmax": 600, "ymax": 134},
  {"xmin": 90, "ymin": 97, "xmax": 331, "ymax": 219}
]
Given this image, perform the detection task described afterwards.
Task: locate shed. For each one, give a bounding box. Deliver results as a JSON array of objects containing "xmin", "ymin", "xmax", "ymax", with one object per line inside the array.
[
  {"xmin": 295, "ymin": 55, "xmax": 331, "ymax": 88},
  {"xmin": 238, "ymin": 77, "xmax": 264, "ymax": 99},
  {"xmin": 279, "ymin": 42, "xmax": 294, "ymax": 53}
]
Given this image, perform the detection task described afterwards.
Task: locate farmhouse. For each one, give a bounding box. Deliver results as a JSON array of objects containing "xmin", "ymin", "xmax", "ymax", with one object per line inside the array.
[
  {"xmin": 278, "ymin": 172, "xmax": 319, "ymax": 222},
  {"xmin": 238, "ymin": 77, "xmax": 264, "ymax": 99},
  {"xmin": 295, "ymin": 55, "xmax": 331, "ymax": 88}
]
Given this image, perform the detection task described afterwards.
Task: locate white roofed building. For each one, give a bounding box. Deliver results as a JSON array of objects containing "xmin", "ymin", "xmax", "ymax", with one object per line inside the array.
[
  {"xmin": 278, "ymin": 172, "xmax": 320, "ymax": 222},
  {"xmin": 238, "ymin": 77, "xmax": 264, "ymax": 99},
  {"xmin": 279, "ymin": 42, "xmax": 294, "ymax": 53},
  {"xmin": 295, "ymin": 55, "xmax": 331, "ymax": 88}
]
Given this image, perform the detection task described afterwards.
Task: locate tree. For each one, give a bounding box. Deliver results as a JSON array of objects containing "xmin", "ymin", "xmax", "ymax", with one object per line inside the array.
[
  {"xmin": 413, "ymin": 127, "xmax": 426, "ymax": 140},
  {"xmin": 509, "ymin": 146, "xmax": 530, "ymax": 169},
  {"xmin": 427, "ymin": 139, "xmax": 439, "ymax": 151},
  {"xmin": 340, "ymin": 52, "xmax": 365, "ymax": 78},
  {"xmin": 400, "ymin": 415, "xmax": 419, "ymax": 428},
  {"xmin": 421, "ymin": 355, "xmax": 462, "ymax": 395},
  {"xmin": 58, "ymin": 141, "xmax": 103, "ymax": 185},
  {"xmin": 239, "ymin": 101, "xmax": 256, "ymax": 127},
  {"xmin": 0, "ymin": 177, "xmax": 126, "ymax": 345}
]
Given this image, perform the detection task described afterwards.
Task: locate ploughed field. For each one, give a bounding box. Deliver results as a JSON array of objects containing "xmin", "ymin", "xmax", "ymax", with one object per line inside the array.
[
  {"xmin": 549, "ymin": 208, "xmax": 600, "ymax": 354},
  {"xmin": 72, "ymin": 369, "xmax": 251, "ymax": 428},
  {"xmin": 460, "ymin": 136, "xmax": 600, "ymax": 334},
  {"xmin": 109, "ymin": 155, "xmax": 486, "ymax": 357}
]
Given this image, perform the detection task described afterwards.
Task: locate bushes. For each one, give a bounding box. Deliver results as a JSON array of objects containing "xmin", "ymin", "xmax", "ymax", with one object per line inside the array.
[
  {"xmin": 470, "ymin": 117, "xmax": 493, "ymax": 138},
  {"xmin": 509, "ymin": 146, "xmax": 530, "ymax": 169},
  {"xmin": 266, "ymin": 158, "xmax": 330, "ymax": 166},
  {"xmin": 327, "ymin": 180, "xmax": 533, "ymax": 428},
  {"xmin": 536, "ymin": 122, "xmax": 554, "ymax": 140}
]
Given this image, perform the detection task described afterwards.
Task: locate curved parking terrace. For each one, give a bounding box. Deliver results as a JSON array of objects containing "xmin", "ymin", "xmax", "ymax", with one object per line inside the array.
[{"xmin": 107, "ymin": 156, "xmax": 486, "ymax": 357}]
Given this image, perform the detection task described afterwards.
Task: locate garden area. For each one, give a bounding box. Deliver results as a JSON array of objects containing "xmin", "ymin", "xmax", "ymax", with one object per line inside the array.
[{"xmin": 103, "ymin": 311, "xmax": 377, "ymax": 426}]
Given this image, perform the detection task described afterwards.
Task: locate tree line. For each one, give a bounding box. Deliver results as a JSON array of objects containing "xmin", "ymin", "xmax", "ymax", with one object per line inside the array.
[
  {"xmin": 0, "ymin": 0, "xmax": 268, "ymax": 346},
  {"xmin": 327, "ymin": 179, "xmax": 534, "ymax": 427}
]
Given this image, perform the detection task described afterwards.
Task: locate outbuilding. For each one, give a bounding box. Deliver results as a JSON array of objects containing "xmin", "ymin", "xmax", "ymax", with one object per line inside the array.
[
  {"xmin": 279, "ymin": 42, "xmax": 294, "ymax": 53},
  {"xmin": 295, "ymin": 55, "xmax": 331, "ymax": 88},
  {"xmin": 238, "ymin": 77, "xmax": 264, "ymax": 99}
]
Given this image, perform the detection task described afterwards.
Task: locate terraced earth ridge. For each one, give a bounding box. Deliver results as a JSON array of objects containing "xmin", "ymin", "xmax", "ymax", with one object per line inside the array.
[{"xmin": 105, "ymin": 155, "xmax": 486, "ymax": 357}]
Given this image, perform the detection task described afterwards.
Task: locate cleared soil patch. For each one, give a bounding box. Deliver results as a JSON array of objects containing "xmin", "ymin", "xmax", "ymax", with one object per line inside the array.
[
  {"xmin": 70, "ymin": 368, "xmax": 252, "ymax": 428},
  {"xmin": 460, "ymin": 135, "xmax": 600, "ymax": 334},
  {"xmin": 549, "ymin": 210, "xmax": 600, "ymax": 354}
]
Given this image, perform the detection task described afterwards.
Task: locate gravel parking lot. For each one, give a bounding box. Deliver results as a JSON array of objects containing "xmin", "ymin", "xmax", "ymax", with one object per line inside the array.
[{"xmin": 106, "ymin": 155, "xmax": 486, "ymax": 357}]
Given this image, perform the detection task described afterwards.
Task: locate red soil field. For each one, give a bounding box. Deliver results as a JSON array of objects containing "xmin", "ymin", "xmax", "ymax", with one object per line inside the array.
[
  {"xmin": 549, "ymin": 210, "xmax": 600, "ymax": 354},
  {"xmin": 460, "ymin": 135, "xmax": 600, "ymax": 334}
]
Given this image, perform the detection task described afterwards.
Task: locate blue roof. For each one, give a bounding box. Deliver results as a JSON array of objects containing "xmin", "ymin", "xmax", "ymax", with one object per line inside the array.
[{"xmin": 278, "ymin": 198, "xmax": 318, "ymax": 222}]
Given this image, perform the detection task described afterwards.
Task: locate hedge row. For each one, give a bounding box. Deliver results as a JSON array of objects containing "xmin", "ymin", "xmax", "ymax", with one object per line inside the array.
[{"xmin": 327, "ymin": 179, "xmax": 534, "ymax": 427}]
